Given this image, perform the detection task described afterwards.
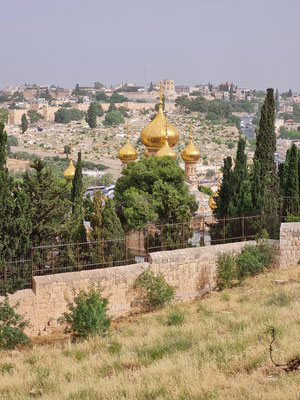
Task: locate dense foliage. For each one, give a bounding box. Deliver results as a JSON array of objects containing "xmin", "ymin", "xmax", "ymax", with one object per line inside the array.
[
  {"xmin": 134, "ymin": 269, "xmax": 175, "ymax": 309},
  {"xmin": 114, "ymin": 157, "xmax": 197, "ymax": 231},
  {"xmin": 61, "ymin": 286, "xmax": 111, "ymax": 339},
  {"xmin": 0, "ymin": 297, "xmax": 30, "ymax": 350},
  {"xmin": 54, "ymin": 108, "xmax": 84, "ymax": 123},
  {"xmin": 217, "ymin": 239, "xmax": 274, "ymax": 289}
]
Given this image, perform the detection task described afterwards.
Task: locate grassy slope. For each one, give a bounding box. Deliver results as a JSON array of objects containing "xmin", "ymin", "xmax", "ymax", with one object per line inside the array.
[{"xmin": 1, "ymin": 266, "xmax": 300, "ymax": 400}]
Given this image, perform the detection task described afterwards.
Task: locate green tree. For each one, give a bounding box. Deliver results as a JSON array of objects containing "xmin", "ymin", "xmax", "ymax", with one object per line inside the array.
[
  {"xmin": 54, "ymin": 108, "xmax": 84, "ymax": 123},
  {"xmin": 0, "ymin": 109, "xmax": 9, "ymax": 124},
  {"xmin": 253, "ymin": 88, "xmax": 279, "ymax": 237},
  {"xmin": 71, "ymin": 151, "xmax": 83, "ymax": 213},
  {"xmin": 103, "ymin": 110, "xmax": 125, "ymax": 127},
  {"xmin": 280, "ymin": 144, "xmax": 299, "ymax": 216},
  {"xmin": 114, "ymin": 157, "xmax": 197, "ymax": 231},
  {"xmin": 110, "ymin": 92, "xmax": 128, "ymax": 103},
  {"xmin": 23, "ymin": 159, "xmax": 69, "ymax": 246},
  {"xmin": 95, "ymin": 91, "xmax": 109, "ymax": 103},
  {"xmin": 0, "ymin": 123, "xmax": 32, "ymax": 294},
  {"xmin": 27, "ymin": 110, "xmax": 43, "ymax": 123},
  {"xmin": 94, "ymin": 82, "xmax": 105, "ymax": 90},
  {"xmin": 108, "ymin": 101, "xmax": 116, "ymax": 112},
  {"xmin": 86, "ymin": 103, "xmax": 97, "ymax": 128},
  {"xmin": 175, "ymin": 95, "xmax": 191, "ymax": 112},
  {"xmin": 21, "ymin": 114, "xmax": 28, "ymax": 133}
]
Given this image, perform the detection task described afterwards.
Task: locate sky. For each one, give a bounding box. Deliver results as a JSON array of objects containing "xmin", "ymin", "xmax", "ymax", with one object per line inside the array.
[{"xmin": 0, "ymin": 0, "xmax": 299, "ymax": 91}]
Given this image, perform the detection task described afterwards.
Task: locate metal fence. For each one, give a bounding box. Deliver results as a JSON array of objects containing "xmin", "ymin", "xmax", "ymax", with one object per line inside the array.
[
  {"xmin": 0, "ymin": 207, "xmax": 288, "ymax": 295},
  {"xmin": 280, "ymin": 197, "xmax": 300, "ymax": 222}
]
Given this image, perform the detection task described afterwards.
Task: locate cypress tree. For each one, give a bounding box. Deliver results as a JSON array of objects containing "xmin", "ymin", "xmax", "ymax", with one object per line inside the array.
[
  {"xmin": 71, "ymin": 151, "xmax": 83, "ymax": 213},
  {"xmin": 86, "ymin": 104, "xmax": 97, "ymax": 128},
  {"xmin": 254, "ymin": 88, "xmax": 276, "ymax": 176},
  {"xmin": 233, "ymin": 137, "xmax": 248, "ymax": 195},
  {"xmin": 252, "ymin": 88, "xmax": 279, "ymax": 237},
  {"xmin": 70, "ymin": 151, "xmax": 87, "ymax": 244},
  {"xmin": 215, "ymin": 156, "xmax": 234, "ymax": 219},
  {"xmin": 22, "ymin": 159, "xmax": 69, "ymax": 247},
  {"xmin": 0, "ymin": 123, "xmax": 32, "ymax": 293},
  {"xmin": 101, "ymin": 199, "xmax": 126, "ymax": 265},
  {"xmin": 280, "ymin": 144, "xmax": 299, "ymax": 216},
  {"xmin": 21, "ymin": 114, "xmax": 28, "ymax": 133}
]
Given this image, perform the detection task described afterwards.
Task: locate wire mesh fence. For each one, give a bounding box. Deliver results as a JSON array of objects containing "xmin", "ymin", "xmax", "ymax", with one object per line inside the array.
[
  {"xmin": 0, "ymin": 260, "xmax": 32, "ymax": 295},
  {"xmin": 0, "ymin": 208, "xmax": 286, "ymax": 294},
  {"xmin": 32, "ymin": 238, "xmax": 135, "ymax": 278},
  {"xmin": 280, "ymin": 197, "xmax": 300, "ymax": 222}
]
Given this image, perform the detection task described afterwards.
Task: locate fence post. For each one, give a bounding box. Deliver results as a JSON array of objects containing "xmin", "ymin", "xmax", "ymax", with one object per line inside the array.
[
  {"xmin": 31, "ymin": 247, "xmax": 34, "ymax": 287},
  {"xmin": 203, "ymin": 216, "xmax": 206, "ymax": 246},
  {"xmin": 76, "ymin": 241, "xmax": 79, "ymax": 269},
  {"xmin": 181, "ymin": 220, "xmax": 185, "ymax": 248},
  {"xmin": 222, "ymin": 216, "xmax": 226, "ymax": 244},
  {"xmin": 124, "ymin": 236, "xmax": 127, "ymax": 264},
  {"xmin": 146, "ymin": 227, "xmax": 149, "ymax": 262},
  {"xmin": 242, "ymin": 214, "xmax": 245, "ymax": 240},
  {"xmin": 160, "ymin": 222, "xmax": 163, "ymax": 251},
  {"xmin": 101, "ymin": 239, "xmax": 104, "ymax": 268},
  {"xmin": 51, "ymin": 244, "xmax": 54, "ymax": 275}
]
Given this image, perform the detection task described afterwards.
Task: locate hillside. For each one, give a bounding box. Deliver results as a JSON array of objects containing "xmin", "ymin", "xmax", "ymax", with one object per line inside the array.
[{"xmin": 1, "ymin": 265, "xmax": 300, "ymax": 400}]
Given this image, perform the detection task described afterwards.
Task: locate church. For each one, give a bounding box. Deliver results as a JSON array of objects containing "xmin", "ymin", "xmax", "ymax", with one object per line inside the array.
[{"xmin": 118, "ymin": 82, "xmax": 215, "ymax": 241}]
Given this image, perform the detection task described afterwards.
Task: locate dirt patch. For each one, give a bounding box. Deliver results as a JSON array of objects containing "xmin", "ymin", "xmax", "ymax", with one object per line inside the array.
[{"xmin": 7, "ymin": 158, "xmax": 30, "ymax": 171}]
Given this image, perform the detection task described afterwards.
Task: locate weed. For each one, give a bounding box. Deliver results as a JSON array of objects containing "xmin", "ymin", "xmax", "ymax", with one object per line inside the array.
[
  {"xmin": 197, "ymin": 305, "xmax": 213, "ymax": 317},
  {"xmin": 68, "ymin": 388, "xmax": 100, "ymax": 400},
  {"xmin": 0, "ymin": 362, "xmax": 14, "ymax": 374},
  {"xmin": 166, "ymin": 307, "xmax": 185, "ymax": 326},
  {"xmin": 266, "ymin": 292, "xmax": 292, "ymax": 307},
  {"xmin": 107, "ymin": 341, "xmax": 122, "ymax": 356},
  {"xmin": 216, "ymin": 253, "xmax": 237, "ymax": 289},
  {"xmin": 137, "ymin": 331, "xmax": 193, "ymax": 361},
  {"xmin": 220, "ymin": 293, "xmax": 230, "ymax": 302},
  {"xmin": 24, "ymin": 354, "xmax": 38, "ymax": 366}
]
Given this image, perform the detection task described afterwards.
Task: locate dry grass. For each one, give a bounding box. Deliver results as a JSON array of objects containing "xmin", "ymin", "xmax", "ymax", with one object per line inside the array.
[{"xmin": 1, "ymin": 266, "xmax": 300, "ymax": 400}]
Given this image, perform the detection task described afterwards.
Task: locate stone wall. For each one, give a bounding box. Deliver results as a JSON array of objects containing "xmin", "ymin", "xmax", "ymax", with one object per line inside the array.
[
  {"xmin": 3, "ymin": 240, "xmax": 260, "ymax": 337},
  {"xmin": 279, "ymin": 222, "xmax": 300, "ymax": 268},
  {"xmin": 3, "ymin": 223, "xmax": 300, "ymax": 337}
]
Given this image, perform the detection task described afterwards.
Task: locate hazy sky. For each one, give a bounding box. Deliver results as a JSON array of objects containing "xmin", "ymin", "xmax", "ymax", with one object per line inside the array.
[{"xmin": 1, "ymin": 0, "xmax": 299, "ymax": 91}]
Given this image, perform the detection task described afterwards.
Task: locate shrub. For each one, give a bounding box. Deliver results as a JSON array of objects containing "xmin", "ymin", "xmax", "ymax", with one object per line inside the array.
[
  {"xmin": 217, "ymin": 253, "xmax": 237, "ymax": 289},
  {"xmin": 199, "ymin": 185, "xmax": 214, "ymax": 197},
  {"xmin": 60, "ymin": 286, "xmax": 111, "ymax": 339},
  {"xmin": 134, "ymin": 269, "xmax": 175, "ymax": 309},
  {"xmin": 236, "ymin": 241, "xmax": 274, "ymax": 279},
  {"xmin": 103, "ymin": 110, "xmax": 125, "ymax": 127},
  {"xmin": 0, "ymin": 296, "xmax": 30, "ymax": 350},
  {"xmin": 217, "ymin": 241, "xmax": 274, "ymax": 289}
]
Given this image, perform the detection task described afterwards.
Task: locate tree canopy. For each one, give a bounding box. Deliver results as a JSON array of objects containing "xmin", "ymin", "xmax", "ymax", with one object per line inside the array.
[{"xmin": 114, "ymin": 157, "xmax": 197, "ymax": 231}]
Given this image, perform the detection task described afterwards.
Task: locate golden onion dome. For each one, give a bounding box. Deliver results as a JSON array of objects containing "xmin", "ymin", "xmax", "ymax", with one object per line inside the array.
[
  {"xmin": 208, "ymin": 170, "xmax": 221, "ymax": 211},
  {"xmin": 63, "ymin": 145, "xmax": 76, "ymax": 181},
  {"xmin": 209, "ymin": 195, "xmax": 217, "ymax": 211},
  {"xmin": 144, "ymin": 148, "xmax": 149, "ymax": 158},
  {"xmin": 118, "ymin": 123, "xmax": 137, "ymax": 163},
  {"xmin": 181, "ymin": 122, "xmax": 201, "ymax": 163},
  {"xmin": 141, "ymin": 82, "xmax": 179, "ymax": 150},
  {"xmin": 156, "ymin": 129, "xmax": 176, "ymax": 160}
]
